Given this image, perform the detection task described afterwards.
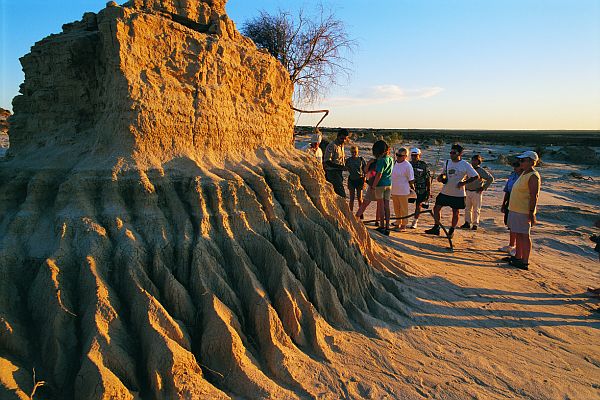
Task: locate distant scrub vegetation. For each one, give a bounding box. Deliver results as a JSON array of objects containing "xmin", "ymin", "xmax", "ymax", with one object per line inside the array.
[{"xmin": 295, "ymin": 126, "xmax": 600, "ymax": 147}]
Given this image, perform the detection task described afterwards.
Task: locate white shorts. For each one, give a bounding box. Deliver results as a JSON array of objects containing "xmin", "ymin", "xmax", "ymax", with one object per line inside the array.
[{"xmin": 507, "ymin": 211, "xmax": 531, "ymax": 234}]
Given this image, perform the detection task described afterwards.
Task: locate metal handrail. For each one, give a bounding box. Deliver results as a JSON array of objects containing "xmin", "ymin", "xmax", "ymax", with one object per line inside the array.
[
  {"xmin": 292, "ymin": 107, "xmax": 329, "ymax": 130},
  {"xmin": 362, "ymin": 209, "xmax": 454, "ymax": 250}
]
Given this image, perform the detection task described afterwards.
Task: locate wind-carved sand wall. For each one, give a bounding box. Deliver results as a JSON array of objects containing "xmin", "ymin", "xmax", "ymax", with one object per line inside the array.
[{"xmin": 0, "ymin": 1, "xmax": 408, "ymax": 398}]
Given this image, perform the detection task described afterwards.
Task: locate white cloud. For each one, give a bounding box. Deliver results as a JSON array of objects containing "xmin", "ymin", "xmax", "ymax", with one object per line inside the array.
[{"xmin": 323, "ymin": 85, "xmax": 444, "ymax": 107}]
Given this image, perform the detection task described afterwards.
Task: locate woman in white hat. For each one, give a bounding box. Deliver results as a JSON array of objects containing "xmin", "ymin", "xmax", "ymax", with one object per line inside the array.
[{"xmin": 504, "ymin": 150, "xmax": 541, "ymax": 270}]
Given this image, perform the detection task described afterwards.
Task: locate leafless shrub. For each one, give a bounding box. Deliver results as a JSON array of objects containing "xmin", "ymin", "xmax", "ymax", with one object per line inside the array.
[{"xmin": 242, "ymin": 6, "xmax": 356, "ymax": 104}]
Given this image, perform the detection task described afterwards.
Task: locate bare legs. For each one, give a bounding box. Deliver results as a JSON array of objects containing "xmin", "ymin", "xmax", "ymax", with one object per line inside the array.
[
  {"xmin": 509, "ymin": 231, "xmax": 517, "ymax": 247},
  {"xmin": 349, "ymin": 186, "xmax": 363, "ymax": 213},
  {"xmin": 377, "ymin": 198, "xmax": 390, "ymax": 230},
  {"xmin": 515, "ymin": 233, "xmax": 532, "ymax": 263},
  {"xmin": 451, "ymin": 209, "xmax": 459, "ymax": 228},
  {"xmin": 414, "ymin": 202, "xmax": 422, "ymax": 220},
  {"xmin": 432, "ymin": 205, "xmax": 458, "ymax": 227}
]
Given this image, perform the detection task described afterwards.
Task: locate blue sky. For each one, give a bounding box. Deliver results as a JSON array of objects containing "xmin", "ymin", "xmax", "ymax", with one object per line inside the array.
[{"xmin": 1, "ymin": 0, "xmax": 599, "ymax": 129}]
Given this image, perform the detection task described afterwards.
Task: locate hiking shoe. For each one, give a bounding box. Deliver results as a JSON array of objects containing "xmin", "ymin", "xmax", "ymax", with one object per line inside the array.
[
  {"xmin": 409, "ymin": 220, "xmax": 418, "ymax": 229},
  {"xmin": 511, "ymin": 259, "xmax": 529, "ymax": 270},
  {"xmin": 447, "ymin": 227, "xmax": 455, "ymax": 239},
  {"xmin": 425, "ymin": 226, "xmax": 440, "ymax": 235},
  {"xmin": 460, "ymin": 222, "xmax": 470, "ymax": 229},
  {"xmin": 471, "ymin": 225, "xmax": 478, "ymax": 231}
]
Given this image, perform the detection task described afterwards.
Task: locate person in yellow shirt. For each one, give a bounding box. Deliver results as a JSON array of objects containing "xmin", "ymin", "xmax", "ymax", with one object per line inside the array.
[{"xmin": 504, "ymin": 151, "xmax": 541, "ymax": 270}]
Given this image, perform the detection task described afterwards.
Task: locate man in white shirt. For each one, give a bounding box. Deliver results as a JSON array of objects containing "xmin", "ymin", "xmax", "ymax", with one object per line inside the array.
[
  {"xmin": 425, "ymin": 143, "xmax": 479, "ymax": 239},
  {"xmin": 391, "ymin": 147, "xmax": 415, "ymax": 230}
]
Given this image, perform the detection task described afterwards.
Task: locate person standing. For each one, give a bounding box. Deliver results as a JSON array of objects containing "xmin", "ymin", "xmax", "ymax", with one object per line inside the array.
[
  {"xmin": 346, "ymin": 146, "xmax": 367, "ymax": 213},
  {"xmin": 355, "ymin": 158, "xmax": 381, "ymax": 223},
  {"xmin": 391, "ymin": 148, "xmax": 415, "ymax": 231},
  {"xmin": 504, "ymin": 150, "xmax": 541, "ymax": 270},
  {"xmin": 408, "ymin": 148, "xmax": 431, "ymax": 229},
  {"xmin": 323, "ymin": 128, "xmax": 350, "ymax": 197},
  {"xmin": 370, "ymin": 140, "xmax": 394, "ymax": 235},
  {"xmin": 461, "ymin": 154, "xmax": 494, "ymax": 230},
  {"xmin": 425, "ymin": 143, "xmax": 479, "ymax": 239},
  {"xmin": 301, "ymin": 131, "xmax": 323, "ymax": 162},
  {"xmin": 499, "ymin": 160, "xmax": 523, "ymax": 255}
]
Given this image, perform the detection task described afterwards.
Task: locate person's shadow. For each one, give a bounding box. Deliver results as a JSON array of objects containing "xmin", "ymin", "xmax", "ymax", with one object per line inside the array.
[{"xmin": 376, "ymin": 274, "xmax": 600, "ymax": 330}]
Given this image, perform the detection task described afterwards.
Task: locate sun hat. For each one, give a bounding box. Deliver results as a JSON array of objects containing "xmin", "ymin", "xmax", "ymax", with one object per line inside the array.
[
  {"xmin": 410, "ymin": 147, "xmax": 421, "ymax": 155},
  {"xmin": 516, "ymin": 150, "xmax": 539, "ymax": 161}
]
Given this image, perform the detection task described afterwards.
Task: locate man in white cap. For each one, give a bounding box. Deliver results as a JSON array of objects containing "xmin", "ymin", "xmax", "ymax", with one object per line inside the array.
[
  {"xmin": 301, "ymin": 130, "xmax": 323, "ymax": 162},
  {"xmin": 503, "ymin": 150, "xmax": 541, "ymax": 270},
  {"xmin": 408, "ymin": 147, "xmax": 431, "ymax": 229}
]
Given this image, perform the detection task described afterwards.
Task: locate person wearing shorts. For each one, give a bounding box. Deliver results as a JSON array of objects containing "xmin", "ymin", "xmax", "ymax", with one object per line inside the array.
[
  {"xmin": 499, "ymin": 160, "xmax": 523, "ymax": 256},
  {"xmin": 425, "ymin": 143, "xmax": 479, "ymax": 239},
  {"xmin": 346, "ymin": 146, "xmax": 367, "ymax": 213},
  {"xmin": 369, "ymin": 140, "xmax": 393, "ymax": 235},
  {"xmin": 504, "ymin": 150, "xmax": 541, "ymax": 270},
  {"xmin": 355, "ymin": 159, "xmax": 380, "ymax": 223}
]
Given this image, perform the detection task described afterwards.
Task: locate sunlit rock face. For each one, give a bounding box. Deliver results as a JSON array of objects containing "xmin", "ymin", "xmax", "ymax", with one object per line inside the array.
[
  {"xmin": 9, "ymin": 0, "xmax": 292, "ymax": 167},
  {"xmin": 0, "ymin": 1, "xmax": 405, "ymax": 399}
]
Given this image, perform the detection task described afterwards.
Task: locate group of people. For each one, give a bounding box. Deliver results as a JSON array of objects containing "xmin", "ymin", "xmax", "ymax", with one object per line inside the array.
[{"xmin": 303, "ymin": 128, "xmax": 542, "ymax": 270}]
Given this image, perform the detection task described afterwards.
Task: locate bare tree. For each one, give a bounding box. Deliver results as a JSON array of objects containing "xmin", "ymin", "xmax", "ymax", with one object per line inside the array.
[{"xmin": 242, "ymin": 7, "xmax": 356, "ymax": 104}]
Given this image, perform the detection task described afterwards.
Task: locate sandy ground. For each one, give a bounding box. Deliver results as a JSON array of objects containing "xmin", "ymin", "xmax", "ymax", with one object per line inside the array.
[{"xmin": 297, "ymin": 136, "xmax": 600, "ymax": 399}]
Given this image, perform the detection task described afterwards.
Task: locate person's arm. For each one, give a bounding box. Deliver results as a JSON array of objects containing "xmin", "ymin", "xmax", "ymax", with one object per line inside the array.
[
  {"xmin": 478, "ymin": 168, "xmax": 494, "ymax": 192},
  {"xmin": 408, "ymin": 165, "xmax": 415, "ymax": 190},
  {"xmin": 324, "ymin": 145, "xmax": 346, "ymax": 170},
  {"xmin": 528, "ymin": 174, "xmax": 540, "ymax": 225},
  {"xmin": 437, "ymin": 160, "xmax": 448, "ymax": 182},
  {"xmin": 458, "ymin": 162, "xmax": 480, "ymax": 188},
  {"xmin": 501, "ymin": 191, "xmax": 510, "ymax": 212},
  {"xmin": 425, "ymin": 164, "xmax": 432, "ymax": 192},
  {"xmin": 371, "ymin": 158, "xmax": 383, "ymax": 187},
  {"xmin": 371, "ymin": 172, "xmax": 382, "ymax": 188},
  {"xmin": 457, "ymin": 174, "xmax": 479, "ymax": 187}
]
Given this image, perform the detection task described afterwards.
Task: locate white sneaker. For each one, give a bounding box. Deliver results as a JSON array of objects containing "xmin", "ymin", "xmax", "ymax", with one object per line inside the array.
[
  {"xmin": 509, "ymin": 247, "xmax": 517, "ymax": 256},
  {"xmin": 409, "ymin": 220, "xmax": 418, "ymax": 229},
  {"xmin": 499, "ymin": 245, "xmax": 514, "ymax": 253}
]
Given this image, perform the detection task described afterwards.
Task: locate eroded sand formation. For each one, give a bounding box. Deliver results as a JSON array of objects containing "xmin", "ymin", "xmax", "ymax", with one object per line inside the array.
[{"xmin": 0, "ymin": 1, "xmax": 407, "ymax": 398}]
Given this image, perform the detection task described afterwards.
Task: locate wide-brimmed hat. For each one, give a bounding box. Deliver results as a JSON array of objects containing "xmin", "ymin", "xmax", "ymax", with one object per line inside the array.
[{"xmin": 516, "ymin": 150, "xmax": 539, "ymax": 161}]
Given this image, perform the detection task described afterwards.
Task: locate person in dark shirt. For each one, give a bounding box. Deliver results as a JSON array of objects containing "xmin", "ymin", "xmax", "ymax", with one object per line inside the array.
[
  {"xmin": 408, "ymin": 148, "xmax": 431, "ymax": 229},
  {"xmin": 346, "ymin": 145, "xmax": 367, "ymax": 213},
  {"xmin": 323, "ymin": 129, "xmax": 350, "ymax": 197}
]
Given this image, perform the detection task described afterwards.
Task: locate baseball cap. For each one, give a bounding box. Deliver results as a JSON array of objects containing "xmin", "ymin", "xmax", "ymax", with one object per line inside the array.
[
  {"xmin": 516, "ymin": 150, "xmax": 539, "ymax": 161},
  {"xmin": 410, "ymin": 147, "xmax": 421, "ymax": 155}
]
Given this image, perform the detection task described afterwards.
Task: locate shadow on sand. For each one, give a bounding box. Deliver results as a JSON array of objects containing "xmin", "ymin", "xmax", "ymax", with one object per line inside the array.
[{"xmin": 382, "ymin": 275, "xmax": 600, "ymax": 331}]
